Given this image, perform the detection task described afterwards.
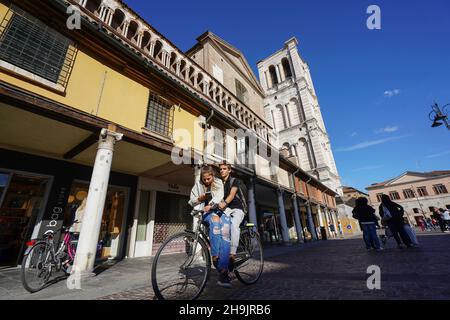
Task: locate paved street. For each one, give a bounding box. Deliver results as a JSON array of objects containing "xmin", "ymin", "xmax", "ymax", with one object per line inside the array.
[
  {"xmin": 2, "ymin": 231, "xmax": 450, "ymax": 300},
  {"xmin": 98, "ymin": 232, "xmax": 450, "ymax": 300}
]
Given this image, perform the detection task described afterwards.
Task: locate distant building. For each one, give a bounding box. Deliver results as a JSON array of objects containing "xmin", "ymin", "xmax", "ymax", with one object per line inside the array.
[
  {"xmin": 335, "ymin": 186, "xmax": 367, "ymax": 235},
  {"xmin": 366, "ymin": 171, "xmax": 450, "ymax": 225}
]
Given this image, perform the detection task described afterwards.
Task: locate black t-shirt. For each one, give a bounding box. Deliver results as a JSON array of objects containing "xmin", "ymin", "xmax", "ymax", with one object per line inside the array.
[{"xmin": 223, "ymin": 177, "xmax": 244, "ymax": 210}]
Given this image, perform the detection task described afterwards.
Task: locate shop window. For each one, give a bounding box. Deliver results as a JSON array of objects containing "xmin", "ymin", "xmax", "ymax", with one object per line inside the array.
[
  {"xmin": 145, "ymin": 93, "xmax": 174, "ymax": 137},
  {"xmin": 0, "ymin": 5, "xmax": 76, "ymax": 88},
  {"xmin": 0, "ymin": 172, "xmax": 49, "ymax": 266},
  {"xmin": 152, "ymin": 191, "xmax": 192, "ymax": 255},
  {"xmin": 64, "ymin": 182, "xmax": 128, "ymax": 260},
  {"xmin": 136, "ymin": 191, "xmax": 151, "ymax": 242}
]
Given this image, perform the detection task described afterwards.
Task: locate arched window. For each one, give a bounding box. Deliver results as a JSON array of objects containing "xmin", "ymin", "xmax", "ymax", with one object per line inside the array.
[
  {"xmin": 85, "ymin": 0, "xmax": 102, "ymax": 14},
  {"xmin": 281, "ymin": 142, "xmax": 291, "ymax": 157},
  {"xmin": 298, "ymin": 138, "xmax": 313, "ymax": 171},
  {"xmin": 287, "ymin": 98, "xmax": 301, "ymax": 126},
  {"xmin": 169, "ymin": 52, "xmax": 177, "ymax": 72},
  {"xmin": 126, "ymin": 21, "xmax": 139, "ymax": 41},
  {"xmin": 269, "ymin": 65, "xmax": 278, "ymax": 86},
  {"xmin": 275, "ymin": 105, "xmax": 286, "ymax": 130},
  {"xmin": 141, "ymin": 31, "xmax": 151, "ymax": 51},
  {"xmin": 282, "ymin": 58, "xmax": 292, "ymax": 78},
  {"xmin": 111, "ymin": 9, "xmax": 125, "ymax": 31},
  {"xmin": 153, "ymin": 40, "xmax": 163, "ymax": 60},
  {"xmin": 235, "ymin": 79, "xmax": 249, "ymax": 104}
]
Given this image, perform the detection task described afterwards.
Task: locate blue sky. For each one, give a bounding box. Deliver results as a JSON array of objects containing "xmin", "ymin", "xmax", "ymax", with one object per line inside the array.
[{"xmin": 124, "ymin": 0, "xmax": 450, "ymax": 191}]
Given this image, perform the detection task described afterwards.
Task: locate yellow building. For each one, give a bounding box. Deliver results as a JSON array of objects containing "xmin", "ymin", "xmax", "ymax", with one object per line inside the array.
[{"xmin": 0, "ymin": 0, "xmax": 338, "ymax": 271}]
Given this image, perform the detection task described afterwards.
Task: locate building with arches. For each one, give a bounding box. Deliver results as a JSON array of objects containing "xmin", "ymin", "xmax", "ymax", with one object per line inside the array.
[{"xmin": 257, "ymin": 38, "xmax": 342, "ymax": 196}]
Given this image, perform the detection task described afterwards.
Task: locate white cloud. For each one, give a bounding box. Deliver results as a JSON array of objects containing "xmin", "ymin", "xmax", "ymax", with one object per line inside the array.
[
  {"xmin": 384, "ymin": 89, "xmax": 400, "ymax": 98},
  {"xmin": 350, "ymin": 132, "xmax": 357, "ymax": 137},
  {"xmin": 352, "ymin": 165, "xmax": 385, "ymax": 172},
  {"xmin": 425, "ymin": 150, "xmax": 450, "ymax": 159},
  {"xmin": 376, "ymin": 126, "xmax": 399, "ymax": 134},
  {"xmin": 335, "ymin": 135, "xmax": 411, "ymax": 152}
]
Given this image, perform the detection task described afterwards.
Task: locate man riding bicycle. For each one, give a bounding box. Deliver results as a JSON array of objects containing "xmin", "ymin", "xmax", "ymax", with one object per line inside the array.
[{"xmin": 218, "ymin": 161, "xmax": 246, "ymax": 272}]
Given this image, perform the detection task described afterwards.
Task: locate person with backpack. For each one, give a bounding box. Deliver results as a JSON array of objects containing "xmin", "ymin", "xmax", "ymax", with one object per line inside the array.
[
  {"xmin": 352, "ymin": 197, "xmax": 383, "ymax": 251},
  {"xmin": 379, "ymin": 194, "xmax": 413, "ymax": 248},
  {"xmin": 218, "ymin": 161, "xmax": 247, "ymax": 270}
]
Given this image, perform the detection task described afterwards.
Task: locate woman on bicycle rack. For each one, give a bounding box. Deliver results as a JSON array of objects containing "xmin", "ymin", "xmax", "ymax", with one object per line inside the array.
[{"xmin": 188, "ymin": 165, "xmax": 232, "ymax": 288}]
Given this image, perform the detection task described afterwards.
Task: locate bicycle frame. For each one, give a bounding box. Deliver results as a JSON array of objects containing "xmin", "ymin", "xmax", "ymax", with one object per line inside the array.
[{"xmin": 182, "ymin": 210, "xmax": 255, "ymax": 271}]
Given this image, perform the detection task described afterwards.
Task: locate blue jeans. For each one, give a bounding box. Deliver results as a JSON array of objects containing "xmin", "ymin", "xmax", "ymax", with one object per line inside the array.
[
  {"xmin": 203, "ymin": 210, "xmax": 231, "ymax": 272},
  {"xmin": 361, "ymin": 223, "xmax": 381, "ymax": 249}
]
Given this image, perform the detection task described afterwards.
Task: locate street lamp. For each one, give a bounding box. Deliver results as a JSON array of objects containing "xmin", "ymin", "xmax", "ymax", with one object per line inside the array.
[{"xmin": 429, "ymin": 102, "xmax": 450, "ymax": 130}]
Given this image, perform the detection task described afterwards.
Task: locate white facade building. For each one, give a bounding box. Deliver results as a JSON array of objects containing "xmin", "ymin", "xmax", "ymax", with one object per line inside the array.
[{"xmin": 257, "ymin": 38, "xmax": 342, "ymax": 196}]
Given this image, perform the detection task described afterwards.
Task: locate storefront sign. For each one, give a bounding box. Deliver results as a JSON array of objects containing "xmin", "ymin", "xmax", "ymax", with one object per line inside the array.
[{"xmin": 38, "ymin": 178, "xmax": 71, "ymax": 239}]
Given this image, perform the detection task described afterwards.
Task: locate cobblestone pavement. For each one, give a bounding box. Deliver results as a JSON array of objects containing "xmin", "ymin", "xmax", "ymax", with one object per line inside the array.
[{"xmin": 97, "ymin": 232, "xmax": 450, "ymax": 300}]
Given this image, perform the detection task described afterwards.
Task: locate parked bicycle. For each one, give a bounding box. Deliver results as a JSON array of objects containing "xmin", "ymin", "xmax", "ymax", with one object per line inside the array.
[
  {"xmin": 151, "ymin": 210, "xmax": 264, "ymax": 300},
  {"xmin": 21, "ymin": 222, "xmax": 78, "ymax": 293}
]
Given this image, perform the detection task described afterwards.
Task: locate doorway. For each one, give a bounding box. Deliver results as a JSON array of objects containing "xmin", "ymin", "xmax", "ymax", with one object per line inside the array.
[{"xmin": 0, "ymin": 171, "xmax": 51, "ymax": 267}]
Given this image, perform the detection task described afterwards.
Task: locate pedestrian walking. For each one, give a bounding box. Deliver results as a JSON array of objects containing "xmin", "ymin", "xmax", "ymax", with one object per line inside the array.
[
  {"xmin": 439, "ymin": 208, "xmax": 450, "ymax": 232},
  {"xmin": 403, "ymin": 218, "xmax": 419, "ymax": 246},
  {"xmin": 352, "ymin": 197, "xmax": 382, "ymax": 251},
  {"xmin": 379, "ymin": 195, "xmax": 413, "ymax": 248},
  {"xmin": 425, "ymin": 217, "xmax": 436, "ymax": 231},
  {"xmin": 432, "ymin": 207, "xmax": 447, "ymax": 233},
  {"xmin": 417, "ymin": 217, "xmax": 426, "ymax": 232}
]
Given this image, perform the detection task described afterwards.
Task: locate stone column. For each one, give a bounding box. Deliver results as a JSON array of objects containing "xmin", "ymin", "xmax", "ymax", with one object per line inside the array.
[
  {"xmin": 72, "ymin": 129, "xmax": 123, "ymax": 275},
  {"xmin": 122, "ymin": 22, "xmax": 129, "ymax": 37},
  {"xmin": 98, "ymin": 6, "xmax": 106, "ymax": 20},
  {"xmin": 292, "ymin": 195, "xmax": 304, "ymax": 243},
  {"xmin": 265, "ymin": 70, "xmax": 272, "ymax": 89},
  {"xmin": 247, "ymin": 178, "xmax": 258, "ymax": 230},
  {"xmin": 284, "ymin": 104, "xmax": 292, "ymax": 127},
  {"xmin": 276, "ymin": 189, "xmax": 290, "ymax": 243},
  {"xmin": 275, "ymin": 64, "xmax": 283, "ymax": 83},
  {"xmin": 306, "ymin": 202, "xmax": 318, "ymax": 241},
  {"xmin": 136, "ymin": 33, "xmax": 143, "ymax": 48},
  {"xmin": 175, "ymin": 61, "xmax": 181, "ymax": 76},
  {"xmin": 149, "ymin": 41, "xmax": 156, "ymax": 57},
  {"xmin": 278, "ymin": 63, "xmax": 286, "ymax": 82}
]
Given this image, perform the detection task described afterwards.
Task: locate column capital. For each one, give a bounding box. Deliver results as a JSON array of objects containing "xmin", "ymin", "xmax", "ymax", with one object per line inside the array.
[{"xmin": 100, "ymin": 128, "xmax": 123, "ymax": 142}]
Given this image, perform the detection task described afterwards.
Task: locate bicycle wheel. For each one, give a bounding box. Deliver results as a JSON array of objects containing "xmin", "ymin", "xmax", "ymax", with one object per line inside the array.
[
  {"xmin": 151, "ymin": 232, "xmax": 211, "ymax": 300},
  {"xmin": 234, "ymin": 230, "xmax": 264, "ymax": 285},
  {"xmin": 21, "ymin": 242, "xmax": 53, "ymax": 293}
]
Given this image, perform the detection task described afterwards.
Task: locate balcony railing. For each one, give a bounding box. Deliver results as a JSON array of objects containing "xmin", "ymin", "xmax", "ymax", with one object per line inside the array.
[{"xmin": 68, "ymin": 0, "xmax": 277, "ymax": 146}]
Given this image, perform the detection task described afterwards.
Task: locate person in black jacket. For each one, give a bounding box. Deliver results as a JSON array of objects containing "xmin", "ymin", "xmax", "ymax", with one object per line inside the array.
[
  {"xmin": 379, "ymin": 194, "xmax": 412, "ymax": 248},
  {"xmin": 352, "ymin": 197, "xmax": 382, "ymax": 251}
]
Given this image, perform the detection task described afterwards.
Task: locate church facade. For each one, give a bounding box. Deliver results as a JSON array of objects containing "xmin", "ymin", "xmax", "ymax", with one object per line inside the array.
[{"xmin": 257, "ymin": 38, "xmax": 342, "ymax": 196}]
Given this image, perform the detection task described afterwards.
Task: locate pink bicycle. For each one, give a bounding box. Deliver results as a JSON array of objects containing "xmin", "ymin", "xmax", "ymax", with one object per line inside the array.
[{"xmin": 21, "ymin": 222, "xmax": 78, "ymax": 293}]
